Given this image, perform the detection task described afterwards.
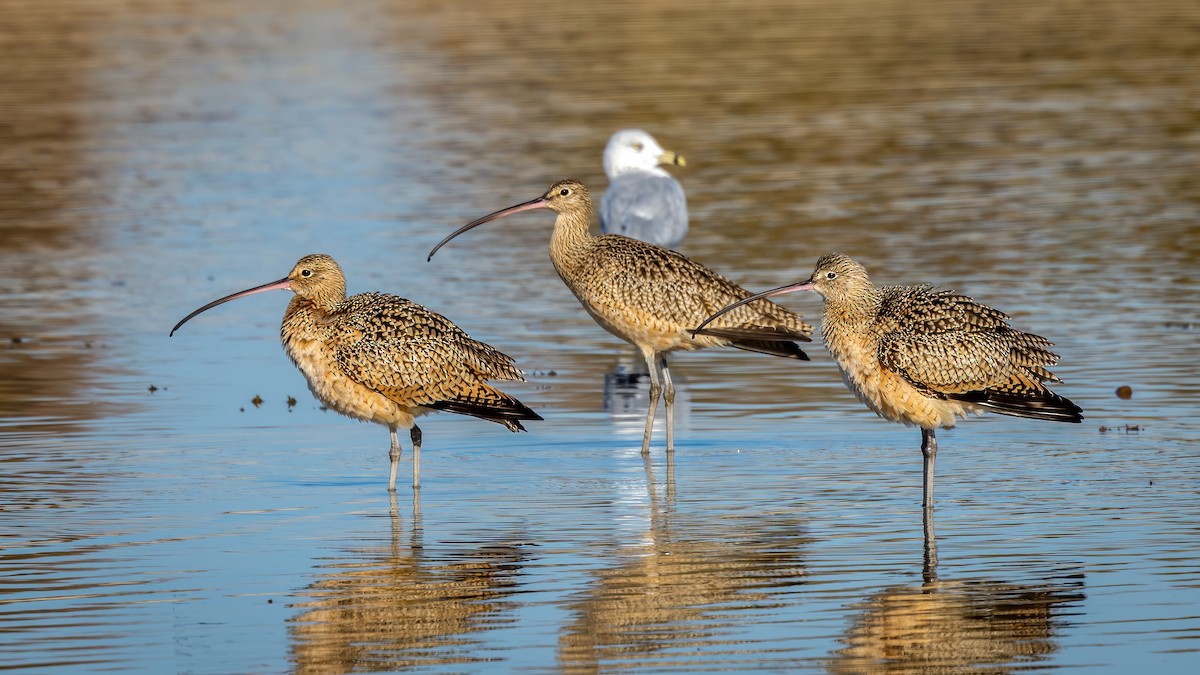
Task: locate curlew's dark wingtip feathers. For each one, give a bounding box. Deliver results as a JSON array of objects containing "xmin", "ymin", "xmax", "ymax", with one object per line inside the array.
[
  {"xmin": 503, "ymin": 408, "xmax": 544, "ymax": 433},
  {"xmin": 692, "ymin": 325, "xmax": 813, "ymax": 343},
  {"xmin": 948, "ymin": 389, "xmax": 1084, "ymax": 423},
  {"xmin": 732, "ymin": 339, "xmax": 810, "ymax": 361},
  {"xmin": 691, "ymin": 325, "xmax": 812, "ymax": 361},
  {"xmin": 429, "ymin": 391, "xmax": 543, "ymax": 432}
]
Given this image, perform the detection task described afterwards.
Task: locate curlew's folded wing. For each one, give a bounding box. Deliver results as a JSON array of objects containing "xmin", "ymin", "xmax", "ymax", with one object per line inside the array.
[
  {"xmin": 350, "ymin": 335, "xmax": 539, "ymax": 427},
  {"xmin": 876, "ymin": 285, "xmax": 1012, "ymax": 334},
  {"xmin": 584, "ymin": 237, "xmax": 814, "ymax": 337},
  {"xmin": 875, "ymin": 284, "xmax": 1062, "ymax": 394},
  {"xmin": 335, "ymin": 335, "xmax": 526, "ymax": 408},
  {"xmin": 329, "ymin": 294, "xmax": 526, "ymax": 408},
  {"xmin": 878, "ymin": 327, "xmax": 1082, "ymax": 422},
  {"xmin": 878, "ymin": 330, "xmax": 1058, "ymax": 396}
]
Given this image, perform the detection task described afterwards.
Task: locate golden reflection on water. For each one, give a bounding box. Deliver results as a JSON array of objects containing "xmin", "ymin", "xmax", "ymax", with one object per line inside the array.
[
  {"xmin": 401, "ymin": 0, "xmax": 1200, "ymax": 251},
  {"xmin": 289, "ymin": 495, "xmax": 528, "ymax": 674},
  {"xmin": 829, "ymin": 576, "xmax": 1086, "ymax": 674},
  {"xmin": 830, "ymin": 510, "xmax": 1086, "ymax": 674},
  {"xmin": 0, "ymin": 1, "xmax": 110, "ymax": 250},
  {"xmin": 0, "ymin": 1, "xmax": 118, "ymax": 431},
  {"xmin": 557, "ymin": 460, "xmax": 808, "ymax": 671}
]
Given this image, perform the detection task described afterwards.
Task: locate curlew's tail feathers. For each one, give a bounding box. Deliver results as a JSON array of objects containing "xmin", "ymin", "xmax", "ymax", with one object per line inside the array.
[
  {"xmin": 693, "ymin": 325, "xmax": 812, "ymax": 343},
  {"xmin": 692, "ymin": 325, "xmax": 811, "ymax": 360},
  {"xmin": 429, "ymin": 386, "xmax": 543, "ymax": 431},
  {"xmin": 729, "ymin": 339, "xmax": 810, "ymax": 360},
  {"xmin": 948, "ymin": 388, "xmax": 1084, "ymax": 423}
]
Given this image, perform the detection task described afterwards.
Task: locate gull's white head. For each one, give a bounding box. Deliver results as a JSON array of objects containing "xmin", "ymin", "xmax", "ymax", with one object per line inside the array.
[{"xmin": 602, "ymin": 129, "xmax": 685, "ymax": 178}]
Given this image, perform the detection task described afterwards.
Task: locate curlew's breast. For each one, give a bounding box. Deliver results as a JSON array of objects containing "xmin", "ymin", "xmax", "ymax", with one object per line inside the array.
[
  {"xmin": 283, "ymin": 334, "xmax": 421, "ymax": 429},
  {"xmin": 824, "ymin": 325, "xmax": 974, "ymax": 430}
]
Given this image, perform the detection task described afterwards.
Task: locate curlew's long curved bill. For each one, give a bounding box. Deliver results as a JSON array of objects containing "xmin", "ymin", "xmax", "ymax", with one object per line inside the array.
[
  {"xmin": 169, "ymin": 277, "xmax": 292, "ymax": 336},
  {"xmin": 427, "ymin": 196, "xmax": 549, "ymax": 262},
  {"xmin": 692, "ymin": 279, "xmax": 815, "ymax": 335}
]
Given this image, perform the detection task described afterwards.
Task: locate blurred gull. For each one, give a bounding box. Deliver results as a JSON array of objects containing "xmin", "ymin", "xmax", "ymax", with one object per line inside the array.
[{"xmin": 599, "ymin": 129, "xmax": 688, "ymax": 249}]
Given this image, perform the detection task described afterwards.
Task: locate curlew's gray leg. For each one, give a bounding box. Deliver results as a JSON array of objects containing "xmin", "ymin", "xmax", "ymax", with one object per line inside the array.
[
  {"xmin": 388, "ymin": 426, "xmax": 402, "ymax": 492},
  {"xmin": 659, "ymin": 355, "xmax": 675, "ymax": 454},
  {"xmin": 640, "ymin": 350, "xmax": 662, "ymax": 455},
  {"xmin": 410, "ymin": 425, "xmax": 423, "ymax": 490},
  {"xmin": 642, "ymin": 451, "xmax": 658, "ymax": 503},
  {"xmin": 921, "ymin": 427, "xmax": 937, "ymax": 507},
  {"xmin": 666, "ymin": 447, "xmax": 676, "ymax": 503},
  {"xmin": 388, "ymin": 491, "xmax": 401, "ymax": 552},
  {"xmin": 922, "ymin": 504, "xmax": 938, "ymax": 582}
]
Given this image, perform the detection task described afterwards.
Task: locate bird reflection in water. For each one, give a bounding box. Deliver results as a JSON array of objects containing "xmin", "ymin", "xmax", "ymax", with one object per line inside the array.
[
  {"xmin": 288, "ymin": 495, "xmax": 531, "ymax": 674},
  {"xmin": 830, "ymin": 508, "xmax": 1086, "ymax": 674},
  {"xmin": 602, "ymin": 354, "xmax": 649, "ymax": 422},
  {"xmin": 558, "ymin": 458, "xmax": 808, "ymax": 670},
  {"xmin": 603, "ymin": 353, "xmax": 690, "ymax": 439}
]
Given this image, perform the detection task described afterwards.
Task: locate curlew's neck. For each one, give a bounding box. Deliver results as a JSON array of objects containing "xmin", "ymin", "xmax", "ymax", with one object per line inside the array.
[
  {"xmin": 548, "ymin": 208, "xmax": 594, "ymax": 277},
  {"xmin": 820, "ymin": 285, "xmax": 883, "ymax": 341},
  {"xmin": 282, "ymin": 295, "xmax": 342, "ymax": 341}
]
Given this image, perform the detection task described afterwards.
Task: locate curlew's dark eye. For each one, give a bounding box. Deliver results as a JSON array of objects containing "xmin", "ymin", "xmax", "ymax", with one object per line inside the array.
[
  {"xmin": 301, "ymin": 269, "xmax": 313, "ymax": 277},
  {"xmin": 825, "ymin": 271, "xmax": 837, "ymax": 280},
  {"xmin": 631, "ymin": 142, "xmax": 644, "ymax": 151},
  {"xmin": 559, "ymin": 188, "xmax": 570, "ymax": 196}
]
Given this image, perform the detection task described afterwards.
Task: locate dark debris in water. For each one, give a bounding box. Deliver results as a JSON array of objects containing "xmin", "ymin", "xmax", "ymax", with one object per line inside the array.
[
  {"xmin": 148, "ymin": 384, "xmax": 158, "ymax": 393},
  {"xmin": 1115, "ymin": 385, "xmax": 1132, "ymax": 399},
  {"xmin": 1163, "ymin": 321, "xmax": 1195, "ymax": 330},
  {"xmin": 1099, "ymin": 424, "xmax": 1141, "ymax": 434},
  {"xmin": 287, "ymin": 395, "xmax": 297, "ymax": 410},
  {"xmin": 251, "ymin": 395, "xmax": 263, "ymax": 408}
]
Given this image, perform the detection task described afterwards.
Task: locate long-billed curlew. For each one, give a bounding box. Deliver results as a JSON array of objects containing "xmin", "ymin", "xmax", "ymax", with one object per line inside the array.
[
  {"xmin": 427, "ymin": 179, "xmax": 812, "ymax": 455},
  {"xmin": 695, "ymin": 252, "xmax": 1083, "ymax": 506},
  {"xmin": 600, "ymin": 129, "xmax": 688, "ymax": 248},
  {"xmin": 169, "ymin": 254, "xmax": 542, "ymax": 491}
]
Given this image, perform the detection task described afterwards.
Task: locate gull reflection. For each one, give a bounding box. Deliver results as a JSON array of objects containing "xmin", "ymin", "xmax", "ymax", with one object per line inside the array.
[
  {"xmin": 288, "ymin": 495, "xmax": 529, "ymax": 674},
  {"xmin": 559, "ymin": 458, "xmax": 808, "ymax": 670},
  {"xmin": 603, "ymin": 352, "xmax": 690, "ymax": 434},
  {"xmin": 830, "ymin": 510, "xmax": 1085, "ymax": 674}
]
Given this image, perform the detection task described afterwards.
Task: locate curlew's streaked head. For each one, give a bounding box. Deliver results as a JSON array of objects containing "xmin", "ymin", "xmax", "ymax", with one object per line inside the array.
[
  {"xmin": 427, "ymin": 180, "xmax": 592, "ymax": 261},
  {"xmin": 603, "ymin": 129, "xmax": 685, "ymax": 178},
  {"xmin": 286, "ymin": 254, "xmax": 347, "ymax": 306},
  {"xmin": 169, "ymin": 254, "xmax": 347, "ymax": 336},
  {"xmin": 801, "ymin": 253, "xmax": 873, "ymax": 305},
  {"xmin": 537, "ymin": 179, "xmax": 592, "ymax": 215}
]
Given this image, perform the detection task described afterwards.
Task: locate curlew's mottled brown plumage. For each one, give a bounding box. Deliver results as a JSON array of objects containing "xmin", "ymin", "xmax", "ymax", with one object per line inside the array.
[
  {"xmin": 696, "ymin": 252, "xmax": 1083, "ymax": 506},
  {"xmin": 427, "ymin": 179, "xmax": 813, "ymax": 455},
  {"xmin": 170, "ymin": 254, "xmax": 541, "ymax": 491}
]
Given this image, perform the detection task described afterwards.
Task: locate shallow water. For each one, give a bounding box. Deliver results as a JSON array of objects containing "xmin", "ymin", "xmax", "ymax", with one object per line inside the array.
[{"xmin": 1, "ymin": 0, "xmax": 1198, "ymax": 672}]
